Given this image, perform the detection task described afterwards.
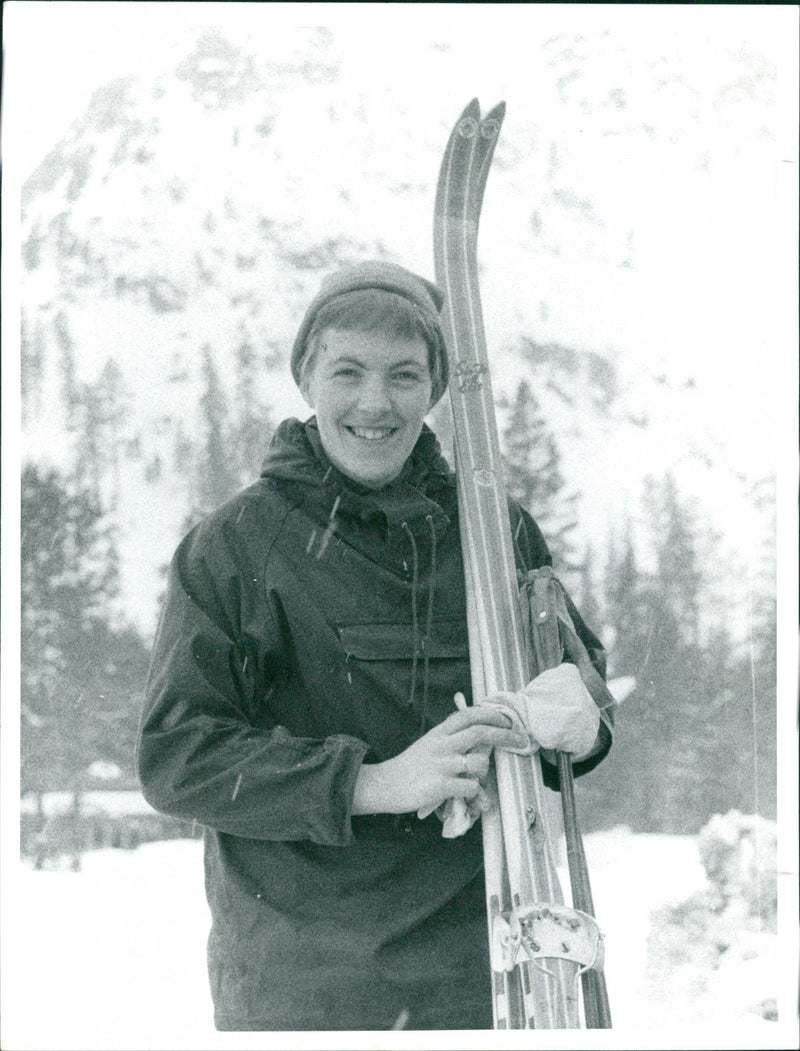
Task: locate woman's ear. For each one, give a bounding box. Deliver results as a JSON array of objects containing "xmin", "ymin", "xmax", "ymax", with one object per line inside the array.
[
  {"xmin": 297, "ymin": 341, "xmax": 319, "ymax": 408},
  {"xmin": 300, "ymin": 379, "xmax": 315, "ymax": 409}
]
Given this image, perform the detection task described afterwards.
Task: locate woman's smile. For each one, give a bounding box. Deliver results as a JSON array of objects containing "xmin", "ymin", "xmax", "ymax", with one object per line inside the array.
[{"xmin": 303, "ymin": 328, "xmax": 433, "ymax": 488}]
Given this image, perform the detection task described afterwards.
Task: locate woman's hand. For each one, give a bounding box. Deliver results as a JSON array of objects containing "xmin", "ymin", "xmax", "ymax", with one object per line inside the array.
[{"xmin": 351, "ymin": 702, "xmax": 529, "ymax": 816}]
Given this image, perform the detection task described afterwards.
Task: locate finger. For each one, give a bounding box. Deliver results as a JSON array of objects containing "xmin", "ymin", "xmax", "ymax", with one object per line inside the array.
[
  {"xmin": 416, "ymin": 802, "xmax": 439, "ymax": 820},
  {"xmin": 441, "ymin": 776, "xmax": 484, "ymax": 800},
  {"xmin": 450, "ymin": 723, "xmax": 529, "ymax": 752},
  {"xmin": 440, "ymin": 706, "xmax": 514, "ymax": 734},
  {"xmin": 454, "ymin": 751, "xmax": 490, "ymax": 781}
]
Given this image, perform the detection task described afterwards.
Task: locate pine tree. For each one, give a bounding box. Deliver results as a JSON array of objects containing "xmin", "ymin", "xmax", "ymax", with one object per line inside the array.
[
  {"xmin": 74, "ymin": 359, "xmax": 126, "ymax": 501},
  {"xmin": 580, "ymin": 526, "xmax": 663, "ymax": 831},
  {"xmin": 21, "ymin": 464, "xmax": 149, "ymax": 796},
  {"xmin": 232, "ymin": 337, "xmax": 273, "ymax": 484},
  {"xmin": 500, "ymin": 378, "xmax": 580, "ymax": 577},
  {"xmin": 740, "ymin": 477, "xmax": 777, "ymax": 820},
  {"xmin": 194, "ymin": 344, "xmax": 239, "ymax": 518},
  {"xmin": 629, "ymin": 474, "xmax": 741, "ymax": 832},
  {"xmin": 604, "ymin": 528, "xmax": 648, "ymax": 677},
  {"xmin": 588, "ymin": 480, "xmax": 752, "ymax": 835},
  {"xmin": 638, "ymin": 476, "xmax": 708, "ymax": 830},
  {"xmin": 575, "ymin": 542, "xmax": 603, "ymax": 640},
  {"xmin": 644, "ymin": 473, "xmax": 704, "ymax": 645}
]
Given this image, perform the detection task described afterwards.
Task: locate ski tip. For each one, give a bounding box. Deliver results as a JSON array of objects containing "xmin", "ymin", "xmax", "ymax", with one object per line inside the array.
[
  {"xmin": 481, "ymin": 101, "xmax": 506, "ymax": 137},
  {"xmin": 459, "ymin": 98, "xmax": 505, "ymax": 118},
  {"xmin": 459, "ymin": 98, "xmax": 482, "ymax": 122},
  {"xmin": 454, "ymin": 99, "xmax": 506, "ymax": 135}
]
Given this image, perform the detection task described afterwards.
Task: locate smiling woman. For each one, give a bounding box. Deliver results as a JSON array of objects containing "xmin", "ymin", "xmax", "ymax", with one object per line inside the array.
[
  {"xmin": 302, "ymin": 328, "xmax": 433, "ymax": 488},
  {"xmin": 292, "ymin": 264, "xmax": 448, "ymax": 490},
  {"xmin": 136, "ymin": 259, "xmax": 611, "ymax": 1031}
]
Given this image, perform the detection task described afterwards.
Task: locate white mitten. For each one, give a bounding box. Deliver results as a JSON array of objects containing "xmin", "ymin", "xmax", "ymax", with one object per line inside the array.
[{"xmin": 489, "ymin": 664, "xmax": 599, "ymax": 760}]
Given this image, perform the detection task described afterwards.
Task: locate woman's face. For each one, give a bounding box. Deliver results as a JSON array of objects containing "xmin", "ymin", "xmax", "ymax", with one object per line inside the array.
[{"xmin": 302, "ymin": 327, "xmax": 433, "ymax": 488}]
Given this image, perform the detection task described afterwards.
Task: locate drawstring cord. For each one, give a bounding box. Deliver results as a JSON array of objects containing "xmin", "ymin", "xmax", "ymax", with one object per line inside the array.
[
  {"xmin": 402, "ymin": 523, "xmax": 420, "ymax": 711},
  {"xmin": 401, "ymin": 516, "xmax": 439, "ymax": 736},
  {"xmin": 420, "ymin": 514, "xmax": 437, "ymax": 736}
]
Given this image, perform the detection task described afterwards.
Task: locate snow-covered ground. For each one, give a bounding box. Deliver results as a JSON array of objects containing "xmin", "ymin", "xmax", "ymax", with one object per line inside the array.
[{"xmin": 0, "ymin": 828, "xmax": 794, "ymax": 1051}]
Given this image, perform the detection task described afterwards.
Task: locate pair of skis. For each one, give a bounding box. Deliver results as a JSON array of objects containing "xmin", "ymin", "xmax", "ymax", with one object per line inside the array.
[{"xmin": 433, "ymin": 99, "xmax": 612, "ymax": 1029}]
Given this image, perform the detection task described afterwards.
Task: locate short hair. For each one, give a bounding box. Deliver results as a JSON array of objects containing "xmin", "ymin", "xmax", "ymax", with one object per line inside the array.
[{"xmin": 298, "ymin": 288, "xmax": 446, "ymax": 401}]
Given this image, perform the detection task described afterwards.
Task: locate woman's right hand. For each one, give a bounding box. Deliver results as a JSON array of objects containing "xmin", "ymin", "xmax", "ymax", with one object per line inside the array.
[{"xmin": 351, "ymin": 703, "xmax": 529, "ymax": 816}]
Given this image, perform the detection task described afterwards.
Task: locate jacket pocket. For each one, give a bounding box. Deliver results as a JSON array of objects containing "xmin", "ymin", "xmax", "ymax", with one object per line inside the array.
[
  {"xmin": 337, "ymin": 618, "xmax": 469, "ymax": 662},
  {"xmin": 336, "ymin": 617, "xmax": 471, "ymax": 757}
]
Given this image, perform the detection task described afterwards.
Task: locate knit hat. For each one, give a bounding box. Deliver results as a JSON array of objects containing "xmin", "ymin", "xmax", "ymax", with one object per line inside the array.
[{"xmin": 290, "ymin": 261, "xmax": 449, "ymax": 404}]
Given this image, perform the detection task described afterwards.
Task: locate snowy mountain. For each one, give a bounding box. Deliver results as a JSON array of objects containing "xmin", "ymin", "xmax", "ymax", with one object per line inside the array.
[{"xmin": 20, "ymin": 24, "xmax": 779, "ymax": 638}]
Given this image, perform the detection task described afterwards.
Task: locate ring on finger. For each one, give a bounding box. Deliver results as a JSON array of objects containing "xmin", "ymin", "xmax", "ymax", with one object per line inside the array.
[{"xmin": 461, "ymin": 753, "xmax": 469, "ymax": 776}]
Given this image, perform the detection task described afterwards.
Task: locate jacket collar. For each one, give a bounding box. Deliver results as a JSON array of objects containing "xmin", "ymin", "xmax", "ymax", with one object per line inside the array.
[{"xmin": 260, "ymin": 417, "xmax": 454, "ymax": 533}]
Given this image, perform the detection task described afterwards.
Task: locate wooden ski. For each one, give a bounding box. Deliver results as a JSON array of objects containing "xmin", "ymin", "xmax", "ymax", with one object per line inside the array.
[{"xmin": 433, "ymin": 98, "xmax": 610, "ymax": 1029}]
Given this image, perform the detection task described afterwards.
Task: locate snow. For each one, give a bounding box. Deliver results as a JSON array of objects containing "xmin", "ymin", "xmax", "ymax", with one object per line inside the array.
[
  {"xmin": 1, "ymin": 827, "xmax": 794, "ymax": 1051},
  {"xmin": 20, "ymin": 789, "xmax": 153, "ymax": 818}
]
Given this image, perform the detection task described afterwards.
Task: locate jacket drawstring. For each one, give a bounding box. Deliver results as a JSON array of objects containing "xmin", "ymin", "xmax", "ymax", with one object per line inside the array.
[
  {"xmin": 402, "ymin": 516, "xmax": 439, "ymax": 737},
  {"xmin": 419, "ymin": 514, "xmax": 437, "ymax": 736},
  {"xmin": 402, "ymin": 522, "xmax": 420, "ymax": 711}
]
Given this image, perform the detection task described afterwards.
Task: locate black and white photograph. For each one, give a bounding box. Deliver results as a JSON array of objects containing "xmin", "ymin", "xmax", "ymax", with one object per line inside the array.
[{"xmin": 2, "ymin": 3, "xmax": 797, "ymax": 1049}]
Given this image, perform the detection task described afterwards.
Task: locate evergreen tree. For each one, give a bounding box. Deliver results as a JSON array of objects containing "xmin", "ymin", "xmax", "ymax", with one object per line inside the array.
[
  {"xmin": 575, "ymin": 542, "xmax": 603, "ymax": 639},
  {"xmin": 21, "ymin": 464, "xmax": 149, "ymax": 795},
  {"xmin": 74, "ymin": 359, "xmax": 126, "ymax": 500},
  {"xmin": 586, "ymin": 480, "xmax": 760, "ymax": 836},
  {"xmin": 698, "ymin": 623, "xmax": 750, "ymax": 818},
  {"xmin": 232, "ymin": 337, "xmax": 273, "ymax": 484},
  {"xmin": 746, "ymin": 596, "xmax": 777, "ymax": 820},
  {"xmin": 602, "ymin": 475, "xmax": 758, "ymax": 833},
  {"xmin": 643, "ymin": 473, "xmax": 704, "ymax": 645},
  {"xmin": 635, "ymin": 476, "xmax": 709, "ymax": 831},
  {"xmin": 739, "ymin": 480, "xmax": 777, "ymax": 820},
  {"xmin": 583, "ymin": 526, "xmax": 668, "ymax": 831},
  {"xmin": 195, "ymin": 344, "xmax": 239, "ymax": 518},
  {"xmin": 604, "ymin": 528, "xmax": 649, "ymax": 677},
  {"xmin": 500, "ymin": 378, "xmax": 580, "ymax": 577}
]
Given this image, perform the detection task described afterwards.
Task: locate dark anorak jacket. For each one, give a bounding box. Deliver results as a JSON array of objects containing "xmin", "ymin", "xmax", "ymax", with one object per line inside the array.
[{"xmin": 137, "ymin": 417, "xmax": 610, "ymax": 1031}]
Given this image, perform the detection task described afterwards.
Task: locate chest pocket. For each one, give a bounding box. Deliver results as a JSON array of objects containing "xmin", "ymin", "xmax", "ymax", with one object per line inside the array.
[
  {"xmin": 336, "ymin": 618, "xmax": 472, "ymax": 758},
  {"xmin": 338, "ymin": 618, "xmax": 469, "ymax": 662}
]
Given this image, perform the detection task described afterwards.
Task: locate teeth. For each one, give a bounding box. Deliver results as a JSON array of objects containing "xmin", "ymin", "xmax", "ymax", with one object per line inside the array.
[{"xmin": 350, "ymin": 427, "xmax": 394, "ymax": 440}]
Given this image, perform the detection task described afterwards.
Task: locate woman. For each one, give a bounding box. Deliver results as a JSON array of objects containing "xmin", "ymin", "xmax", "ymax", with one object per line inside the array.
[{"xmin": 137, "ymin": 260, "xmax": 611, "ymax": 1031}]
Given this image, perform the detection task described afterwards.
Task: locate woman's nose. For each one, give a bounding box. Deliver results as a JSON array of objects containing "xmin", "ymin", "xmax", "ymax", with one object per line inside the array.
[{"xmin": 357, "ymin": 374, "xmax": 392, "ymax": 411}]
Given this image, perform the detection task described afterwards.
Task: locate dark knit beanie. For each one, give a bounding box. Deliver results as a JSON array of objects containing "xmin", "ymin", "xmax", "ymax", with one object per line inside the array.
[{"xmin": 290, "ymin": 261, "xmax": 449, "ymax": 404}]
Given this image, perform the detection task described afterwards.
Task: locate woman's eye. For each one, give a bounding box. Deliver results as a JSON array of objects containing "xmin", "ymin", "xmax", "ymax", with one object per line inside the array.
[{"xmin": 394, "ymin": 371, "xmax": 423, "ymax": 383}]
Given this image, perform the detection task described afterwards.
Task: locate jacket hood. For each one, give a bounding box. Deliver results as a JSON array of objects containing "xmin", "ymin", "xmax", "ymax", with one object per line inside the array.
[{"xmin": 260, "ymin": 417, "xmax": 455, "ymax": 533}]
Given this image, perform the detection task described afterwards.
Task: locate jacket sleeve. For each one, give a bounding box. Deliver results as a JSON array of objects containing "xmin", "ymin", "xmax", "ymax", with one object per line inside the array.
[
  {"xmin": 136, "ymin": 515, "xmax": 369, "ymax": 846},
  {"xmin": 508, "ymin": 501, "xmax": 613, "ymax": 789}
]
